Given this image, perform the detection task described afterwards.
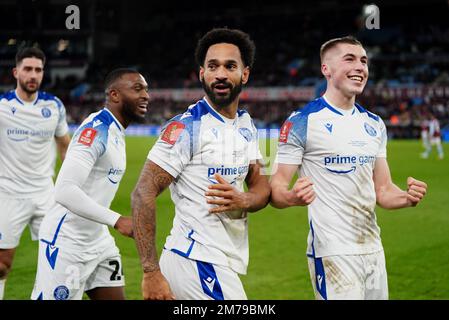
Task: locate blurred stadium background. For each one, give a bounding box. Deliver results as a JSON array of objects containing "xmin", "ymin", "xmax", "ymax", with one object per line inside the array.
[{"xmin": 1, "ymin": 0, "xmax": 449, "ymax": 299}]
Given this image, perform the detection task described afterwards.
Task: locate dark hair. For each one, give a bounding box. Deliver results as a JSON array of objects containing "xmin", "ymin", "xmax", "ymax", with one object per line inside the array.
[
  {"xmin": 195, "ymin": 28, "xmax": 256, "ymax": 69},
  {"xmin": 15, "ymin": 47, "xmax": 46, "ymax": 66},
  {"xmin": 320, "ymin": 36, "xmax": 363, "ymax": 62},
  {"xmin": 104, "ymin": 68, "xmax": 140, "ymax": 91}
]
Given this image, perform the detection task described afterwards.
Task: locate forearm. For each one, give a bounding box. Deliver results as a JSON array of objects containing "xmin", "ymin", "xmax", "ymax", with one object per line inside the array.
[
  {"xmin": 132, "ymin": 160, "xmax": 174, "ymax": 273},
  {"xmin": 131, "ymin": 187, "xmax": 160, "ymax": 273},
  {"xmin": 244, "ymin": 186, "xmax": 270, "ymax": 212},
  {"xmin": 56, "ymin": 134, "xmax": 70, "ymax": 161},
  {"xmin": 57, "ymin": 144, "xmax": 68, "ymax": 161},
  {"xmin": 55, "ymin": 182, "xmax": 121, "ymax": 226},
  {"xmin": 55, "ymin": 157, "xmax": 120, "ymax": 226},
  {"xmin": 270, "ymin": 183, "xmax": 295, "ymax": 209},
  {"xmin": 376, "ymin": 183, "xmax": 410, "ymax": 210}
]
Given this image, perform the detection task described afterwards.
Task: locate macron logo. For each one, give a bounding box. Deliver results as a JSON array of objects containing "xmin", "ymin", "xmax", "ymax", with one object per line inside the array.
[
  {"xmin": 317, "ymin": 274, "xmax": 323, "ymax": 289},
  {"xmin": 325, "ymin": 123, "xmax": 333, "ymax": 133},
  {"xmin": 93, "ymin": 120, "xmax": 102, "ymax": 128},
  {"xmin": 48, "ymin": 244, "xmax": 58, "ymax": 256},
  {"xmin": 203, "ymin": 276, "xmax": 216, "ymax": 293}
]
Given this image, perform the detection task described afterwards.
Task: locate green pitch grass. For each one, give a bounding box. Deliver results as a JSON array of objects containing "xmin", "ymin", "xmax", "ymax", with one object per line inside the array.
[{"xmin": 4, "ymin": 138, "xmax": 449, "ymax": 300}]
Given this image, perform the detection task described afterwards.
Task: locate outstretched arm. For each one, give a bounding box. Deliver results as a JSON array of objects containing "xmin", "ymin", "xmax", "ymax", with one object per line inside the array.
[
  {"xmin": 206, "ymin": 160, "xmax": 270, "ymax": 214},
  {"xmin": 270, "ymin": 163, "xmax": 315, "ymax": 209},
  {"xmin": 131, "ymin": 160, "xmax": 175, "ymax": 300},
  {"xmin": 373, "ymin": 158, "xmax": 427, "ymax": 209}
]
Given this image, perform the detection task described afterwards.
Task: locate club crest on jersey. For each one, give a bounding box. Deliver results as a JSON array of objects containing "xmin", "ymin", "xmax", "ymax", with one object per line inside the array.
[
  {"xmin": 238, "ymin": 128, "xmax": 253, "ymax": 142},
  {"xmin": 78, "ymin": 128, "xmax": 97, "ymax": 147},
  {"xmin": 364, "ymin": 122, "xmax": 377, "ymax": 137},
  {"xmin": 161, "ymin": 121, "xmax": 185, "ymax": 145},
  {"xmin": 53, "ymin": 285, "xmax": 70, "ymax": 300},
  {"xmin": 279, "ymin": 121, "xmax": 293, "ymax": 143},
  {"xmin": 11, "ymin": 106, "xmax": 17, "ymax": 115},
  {"xmin": 41, "ymin": 107, "xmax": 52, "ymax": 118}
]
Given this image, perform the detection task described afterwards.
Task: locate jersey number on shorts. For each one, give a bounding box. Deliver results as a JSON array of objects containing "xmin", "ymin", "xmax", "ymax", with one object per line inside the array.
[{"xmin": 109, "ymin": 260, "xmax": 123, "ymax": 281}]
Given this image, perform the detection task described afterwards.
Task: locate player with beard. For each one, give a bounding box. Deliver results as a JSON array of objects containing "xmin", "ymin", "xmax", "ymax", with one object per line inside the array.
[
  {"xmin": 0, "ymin": 47, "xmax": 70, "ymax": 299},
  {"xmin": 132, "ymin": 28, "xmax": 270, "ymax": 300},
  {"xmin": 31, "ymin": 69, "xmax": 149, "ymax": 300}
]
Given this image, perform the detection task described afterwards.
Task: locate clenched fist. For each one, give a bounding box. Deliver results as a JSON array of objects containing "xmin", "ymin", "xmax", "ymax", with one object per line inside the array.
[{"xmin": 289, "ymin": 176, "xmax": 316, "ymax": 206}]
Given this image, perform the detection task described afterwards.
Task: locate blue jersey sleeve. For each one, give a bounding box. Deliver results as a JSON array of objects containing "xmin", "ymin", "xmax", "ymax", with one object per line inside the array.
[{"xmin": 276, "ymin": 111, "xmax": 307, "ymax": 165}]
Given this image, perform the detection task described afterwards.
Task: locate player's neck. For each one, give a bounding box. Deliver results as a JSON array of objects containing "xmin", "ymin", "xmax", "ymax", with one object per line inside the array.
[
  {"xmin": 15, "ymin": 87, "xmax": 37, "ymax": 103},
  {"xmin": 323, "ymin": 89, "xmax": 355, "ymax": 110},
  {"xmin": 205, "ymin": 96, "xmax": 238, "ymax": 120},
  {"xmin": 105, "ymin": 105, "xmax": 128, "ymax": 129}
]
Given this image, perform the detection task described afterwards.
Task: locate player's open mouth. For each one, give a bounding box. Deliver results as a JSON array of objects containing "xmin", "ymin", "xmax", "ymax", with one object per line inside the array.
[
  {"xmin": 213, "ymin": 84, "xmax": 231, "ymax": 94},
  {"xmin": 348, "ymin": 75, "xmax": 363, "ymax": 83},
  {"xmin": 138, "ymin": 103, "xmax": 148, "ymax": 112}
]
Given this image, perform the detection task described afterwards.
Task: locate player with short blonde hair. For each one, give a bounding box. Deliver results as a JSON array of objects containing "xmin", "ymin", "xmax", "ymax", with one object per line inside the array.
[{"xmin": 271, "ymin": 36, "xmax": 428, "ymax": 300}]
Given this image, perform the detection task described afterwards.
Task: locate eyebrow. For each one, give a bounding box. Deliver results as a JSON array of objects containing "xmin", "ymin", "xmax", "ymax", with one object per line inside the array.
[
  {"xmin": 23, "ymin": 66, "xmax": 43, "ymax": 69},
  {"xmin": 133, "ymin": 82, "xmax": 148, "ymax": 89},
  {"xmin": 342, "ymin": 53, "xmax": 368, "ymax": 60},
  {"xmin": 206, "ymin": 59, "xmax": 238, "ymax": 64}
]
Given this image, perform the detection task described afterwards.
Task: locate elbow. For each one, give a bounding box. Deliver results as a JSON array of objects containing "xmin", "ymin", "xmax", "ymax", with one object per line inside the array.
[
  {"xmin": 268, "ymin": 183, "xmax": 288, "ymax": 209},
  {"xmin": 375, "ymin": 188, "xmax": 390, "ymax": 210},
  {"xmin": 131, "ymin": 187, "xmax": 142, "ymax": 209},
  {"xmin": 247, "ymin": 191, "xmax": 271, "ymax": 213},
  {"xmin": 54, "ymin": 182, "xmax": 71, "ymax": 208},
  {"xmin": 260, "ymin": 189, "xmax": 272, "ymax": 210},
  {"xmin": 131, "ymin": 185, "xmax": 151, "ymax": 215},
  {"xmin": 270, "ymin": 200, "xmax": 286, "ymax": 210},
  {"xmin": 269, "ymin": 193, "xmax": 287, "ymax": 209}
]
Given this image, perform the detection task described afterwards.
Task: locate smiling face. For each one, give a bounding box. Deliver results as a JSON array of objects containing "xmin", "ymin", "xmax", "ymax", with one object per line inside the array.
[
  {"xmin": 199, "ymin": 43, "xmax": 249, "ymax": 109},
  {"xmin": 321, "ymin": 43, "xmax": 369, "ymax": 98},
  {"xmin": 13, "ymin": 57, "xmax": 44, "ymax": 94},
  {"xmin": 110, "ymin": 73, "xmax": 150, "ymax": 124}
]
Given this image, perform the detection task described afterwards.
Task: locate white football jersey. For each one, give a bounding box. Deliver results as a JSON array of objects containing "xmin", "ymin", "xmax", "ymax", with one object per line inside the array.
[
  {"xmin": 0, "ymin": 90, "xmax": 68, "ymax": 196},
  {"xmin": 276, "ymin": 96, "xmax": 386, "ymax": 258},
  {"xmin": 39, "ymin": 108, "xmax": 126, "ymax": 250},
  {"xmin": 148, "ymin": 98, "xmax": 262, "ymax": 275}
]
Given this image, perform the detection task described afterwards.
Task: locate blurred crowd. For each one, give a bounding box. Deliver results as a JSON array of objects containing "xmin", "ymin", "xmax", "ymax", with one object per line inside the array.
[{"xmin": 1, "ymin": 1, "xmax": 448, "ymax": 138}]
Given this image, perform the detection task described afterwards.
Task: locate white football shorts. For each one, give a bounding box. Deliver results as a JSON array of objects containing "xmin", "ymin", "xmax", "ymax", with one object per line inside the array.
[
  {"xmin": 0, "ymin": 192, "xmax": 55, "ymax": 249},
  {"xmin": 160, "ymin": 249, "xmax": 247, "ymax": 300},
  {"xmin": 31, "ymin": 241, "xmax": 125, "ymax": 300},
  {"xmin": 307, "ymin": 250, "xmax": 388, "ymax": 300}
]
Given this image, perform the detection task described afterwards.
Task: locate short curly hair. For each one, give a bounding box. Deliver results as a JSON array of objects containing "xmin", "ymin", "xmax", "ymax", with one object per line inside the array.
[{"xmin": 195, "ymin": 28, "xmax": 256, "ymax": 69}]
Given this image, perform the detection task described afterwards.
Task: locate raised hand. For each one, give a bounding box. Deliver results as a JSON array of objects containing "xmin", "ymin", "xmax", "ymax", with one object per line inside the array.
[{"xmin": 405, "ymin": 176, "xmax": 427, "ymax": 207}]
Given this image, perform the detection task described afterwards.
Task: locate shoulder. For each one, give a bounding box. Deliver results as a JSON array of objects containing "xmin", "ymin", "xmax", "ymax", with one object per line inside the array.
[
  {"xmin": 75, "ymin": 109, "xmax": 117, "ymax": 141},
  {"xmin": 36, "ymin": 91, "xmax": 64, "ymax": 109},
  {"xmin": 0, "ymin": 90, "xmax": 17, "ymax": 103},
  {"xmin": 300, "ymin": 98, "xmax": 328, "ymax": 116},
  {"xmin": 355, "ymin": 103, "xmax": 382, "ymax": 123},
  {"xmin": 161, "ymin": 100, "xmax": 210, "ymax": 131},
  {"xmin": 90, "ymin": 108, "xmax": 120, "ymax": 128},
  {"xmin": 289, "ymin": 98, "xmax": 328, "ymax": 122},
  {"xmin": 237, "ymin": 108, "xmax": 256, "ymax": 124},
  {"xmin": 236, "ymin": 107, "xmax": 255, "ymax": 124}
]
